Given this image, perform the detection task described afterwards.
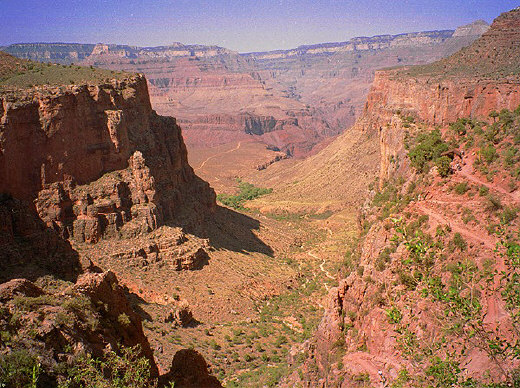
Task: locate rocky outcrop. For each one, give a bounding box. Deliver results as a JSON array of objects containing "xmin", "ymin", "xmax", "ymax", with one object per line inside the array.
[
  {"xmin": 163, "ymin": 349, "xmax": 222, "ymax": 388},
  {"xmin": 3, "ymin": 21, "xmax": 487, "ymax": 157},
  {"xmin": 367, "ymin": 71, "xmax": 520, "ymax": 127},
  {"xmin": 0, "ymin": 271, "xmax": 160, "ymax": 385},
  {"xmin": 179, "ymin": 112, "xmax": 331, "ymax": 155},
  {"xmin": 364, "ymin": 8, "xmax": 520, "ymax": 182},
  {"xmin": 452, "ymin": 19, "xmax": 490, "ymax": 37},
  {"xmin": 0, "ymin": 196, "xmax": 82, "ymax": 282},
  {"xmin": 0, "ymin": 74, "xmax": 215, "ymax": 243},
  {"xmin": 72, "ymin": 270, "xmax": 158, "ymax": 372},
  {"xmin": 2, "ymin": 42, "xmax": 236, "ymax": 64},
  {"xmin": 368, "ymin": 72, "xmax": 520, "ymax": 182}
]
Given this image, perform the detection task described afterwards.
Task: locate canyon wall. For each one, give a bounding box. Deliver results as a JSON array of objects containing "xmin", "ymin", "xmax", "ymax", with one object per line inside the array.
[
  {"xmin": 0, "ymin": 55, "xmax": 221, "ymax": 386},
  {"xmin": 0, "ymin": 74, "xmax": 215, "ymax": 243},
  {"xmin": 3, "ymin": 22, "xmax": 487, "ymax": 157},
  {"xmin": 284, "ymin": 8, "xmax": 520, "ymax": 387}
]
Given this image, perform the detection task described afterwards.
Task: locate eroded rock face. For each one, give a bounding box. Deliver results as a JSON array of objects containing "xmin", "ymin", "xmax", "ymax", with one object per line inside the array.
[
  {"xmin": 367, "ymin": 72, "xmax": 520, "ymax": 128},
  {"xmin": 72, "ymin": 270, "xmax": 158, "ymax": 372},
  {"xmin": 165, "ymin": 301, "xmax": 194, "ymax": 327},
  {"xmin": 0, "ymin": 75, "xmax": 216, "ymax": 243},
  {"xmin": 0, "ymin": 196, "xmax": 82, "ymax": 282},
  {"xmin": 284, "ymin": 8, "xmax": 520, "ymax": 387},
  {"xmin": 0, "ymin": 271, "xmax": 160, "ymax": 384}
]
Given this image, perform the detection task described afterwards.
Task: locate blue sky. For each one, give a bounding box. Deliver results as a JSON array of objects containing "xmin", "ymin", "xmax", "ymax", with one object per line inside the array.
[{"xmin": 1, "ymin": 0, "xmax": 518, "ymax": 52}]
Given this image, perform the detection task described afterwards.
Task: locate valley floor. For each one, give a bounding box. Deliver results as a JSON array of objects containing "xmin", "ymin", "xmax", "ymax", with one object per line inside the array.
[{"xmin": 73, "ymin": 180, "xmax": 361, "ymax": 386}]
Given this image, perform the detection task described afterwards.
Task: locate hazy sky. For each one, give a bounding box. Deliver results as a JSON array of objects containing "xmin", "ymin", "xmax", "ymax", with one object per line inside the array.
[{"xmin": 1, "ymin": 0, "xmax": 519, "ymax": 52}]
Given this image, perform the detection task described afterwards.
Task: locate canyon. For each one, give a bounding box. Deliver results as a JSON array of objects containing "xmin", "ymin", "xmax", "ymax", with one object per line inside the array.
[
  {"xmin": 1, "ymin": 5, "xmax": 520, "ymax": 388},
  {"xmin": 269, "ymin": 7, "xmax": 520, "ymax": 386},
  {"xmin": 4, "ymin": 20, "xmax": 487, "ymax": 161}
]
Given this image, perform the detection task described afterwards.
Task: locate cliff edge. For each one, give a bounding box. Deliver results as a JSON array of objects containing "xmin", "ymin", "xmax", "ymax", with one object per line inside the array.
[{"xmin": 0, "ymin": 55, "xmax": 215, "ymax": 244}]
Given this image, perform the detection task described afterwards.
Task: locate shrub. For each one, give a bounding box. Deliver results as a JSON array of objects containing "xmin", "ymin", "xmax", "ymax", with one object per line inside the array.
[
  {"xmin": 486, "ymin": 195, "xmax": 503, "ymax": 212},
  {"xmin": 408, "ymin": 130, "xmax": 449, "ymax": 173},
  {"xmin": 450, "ymin": 119, "xmax": 467, "ymax": 136},
  {"xmin": 63, "ymin": 346, "xmax": 156, "ymax": 388},
  {"xmin": 453, "ymin": 182, "xmax": 469, "ymax": 195},
  {"xmin": 503, "ymin": 146, "xmax": 518, "ymax": 167},
  {"xmin": 450, "ymin": 233, "xmax": 467, "ymax": 252},
  {"xmin": 217, "ymin": 179, "xmax": 272, "ymax": 209},
  {"xmin": 501, "ymin": 207, "xmax": 518, "ymax": 225},
  {"xmin": 435, "ymin": 156, "xmax": 452, "ymax": 177},
  {"xmin": 117, "ymin": 313, "xmax": 131, "ymax": 327},
  {"xmin": 0, "ymin": 349, "xmax": 40, "ymax": 388},
  {"xmin": 426, "ymin": 357, "xmax": 461, "ymax": 387},
  {"xmin": 481, "ymin": 144, "xmax": 498, "ymax": 164},
  {"xmin": 385, "ymin": 306, "xmax": 402, "ymax": 324},
  {"xmin": 479, "ymin": 185, "xmax": 489, "ymax": 196},
  {"xmin": 353, "ymin": 373, "xmax": 370, "ymax": 383},
  {"xmin": 375, "ymin": 247, "xmax": 392, "ymax": 271}
]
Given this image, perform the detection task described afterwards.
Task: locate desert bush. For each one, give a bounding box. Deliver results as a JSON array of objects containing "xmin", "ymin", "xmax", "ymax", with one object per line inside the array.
[
  {"xmin": 479, "ymin": 185, "xmax": 489, "ymax": 196},
  {"xmin": 217, "ymin": 179, "xmax": 272, "ymax": 209},
  {"xmin": 452, "ymin": 182, "xmax": 469, "ymax": 195},
  {"xmin": 0, "ymin": 349, "xmax": 40, "ymax": 388},
  {"xmin": 501, "ymin": 207, "xmax": 518, "ymax": 225},
  {"xmin": 435, "ymin": 156, "xmax": 452, "ymax": 177},
  {"xmin": 408, "ymin": 130, "xmax": 449, "ymax": 174},
  {"xmin": 62, "ymin": 346, "xmax": 157, "ymax": 388},
  {"xmin": 486, "ymin": 194, "xmax": 503, "ymax": 212},
  {"xmin": 449, "ymin": 233, "xmax": 467, "ymax": 252},
  {"xmin": 481, "ymin": 144, "xmax": 498, "ymax": 164}
]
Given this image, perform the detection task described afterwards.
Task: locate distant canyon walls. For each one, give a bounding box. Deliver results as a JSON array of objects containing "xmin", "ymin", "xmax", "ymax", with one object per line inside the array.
[{"xmin": 2, "ymin": 22, "xmax": 487, "ymax": 155}]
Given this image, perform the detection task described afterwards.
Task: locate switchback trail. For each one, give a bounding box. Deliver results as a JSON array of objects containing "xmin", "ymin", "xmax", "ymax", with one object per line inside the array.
[
  {"xmin": 459, "ymin": 159, "xmax": 520, "ymax": 202},
  {"xmin": 307, "ymin": 250, "xmax": 335, "ymax": 290},
  {"xmin": 195, "ymin": 141, "xmax": 242, "ymax": 171},
  {"xmin": 416, "ymin": 202, "xmax": 496, "ymax": 250}
]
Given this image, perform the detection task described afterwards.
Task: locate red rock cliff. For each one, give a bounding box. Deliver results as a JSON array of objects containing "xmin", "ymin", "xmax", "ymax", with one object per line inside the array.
[
  {"xmin": 0, "ymin": 75, "xmax": 216, "ymax": 242},
  {"xmin": 283, "ymin": 8, "xmax": 520, "ymax": 387}
]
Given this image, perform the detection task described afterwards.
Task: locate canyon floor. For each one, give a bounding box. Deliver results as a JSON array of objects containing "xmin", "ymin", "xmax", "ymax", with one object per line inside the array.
[{"xmin": 75, "ymin": 150, "xmax": 364, "ymax": 386}]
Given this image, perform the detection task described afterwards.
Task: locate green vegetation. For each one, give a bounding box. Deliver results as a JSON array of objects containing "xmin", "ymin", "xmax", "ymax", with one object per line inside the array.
[
  {"xmin": 0, "ymin": 349, "xmax": 41, "ymax": 388},
  {"xmin": 371, "ymin": 177, "xmax": 420, "ymax": 220},
  {"xmin": 408, "ymin": 130, "xmax": 450, "ymax": 176},
  {"xmin": 0, "ymin": 60, "xmax": 129, "ymax": 88},
  {"xmin": 217, "ymin": 179, "xmax": 272, "ymax": 209},
  {"xmin": 350, "ymin": 109, "xmax": 520, "ymax": 387},
  {"xmin": 465, "ymin": 109, "xmax": 520, "ymax": 182},
  {"xmin": 452, "ymin": 181, "xmax": 469, "ymax": 195},
  {"xmin": 381, "ymin": 214, "xmax": 520, "ymax": 386},
  {"xmin": 385, "ymin": 306, "xmax": 402, "ymax": 324},
  {"xmin": 60, "ymin": 346, "xmax": 157, "ymax": 388}
]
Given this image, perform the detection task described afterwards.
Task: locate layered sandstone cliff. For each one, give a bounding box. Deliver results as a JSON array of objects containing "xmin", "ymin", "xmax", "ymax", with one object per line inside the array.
[
  {"xmin": 0, "ymin": 74, "xmax": 215, "ymax": 243},
  {"xmin": 366, "ymin": 8, "xmax": 520, "ymax": 182},
  {"xmin": 0, "ymin": 56, "xmax": 221, "ymax": 386},
  {"xmin": 3, "ymin": 21, "xmax": 487, "ymax": 158}
]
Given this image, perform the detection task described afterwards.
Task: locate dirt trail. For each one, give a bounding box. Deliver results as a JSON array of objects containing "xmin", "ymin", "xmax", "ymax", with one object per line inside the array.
[
  {"xmin": 416, "ymin": 202, "xmax": 496, "ymax": 250},
  {"xmin": 307, "ymin": 250, "xmax": 335, "ymax": 284},
  {"xmin": 195, "ymin": 141, "xmax": 242, "ymax": 171},
  {"xmin": 459, "ymin": 159, "xmax": 520, "ymax": 202}
]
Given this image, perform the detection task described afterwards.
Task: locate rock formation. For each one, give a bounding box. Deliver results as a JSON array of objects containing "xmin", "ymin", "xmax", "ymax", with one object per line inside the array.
[
  {"xmin": 3, "ymin": 21, "xmax": 487, "ymax": 158},
  {"xmin": 0, "ymin": 271, "xmax": 160, "ymax": 385},
  {"xmin": 0, "ymin": 54, "xmax": 220, "ymax": 385},
  {"xmin": 0, "ymin": 73, "xmax": 215, "ymax": 243}
]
